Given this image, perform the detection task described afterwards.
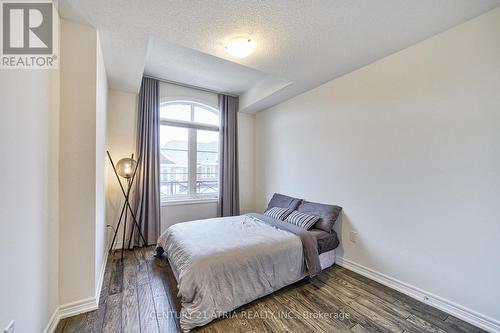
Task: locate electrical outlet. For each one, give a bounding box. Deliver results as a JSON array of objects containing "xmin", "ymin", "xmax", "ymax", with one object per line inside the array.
[
  {"xmin": 4, "ymin": 320, "xmax": 14, "ymax": 333},
  {"xmin": 349, "ymin": 231, "xmax": 358, "ymax": 243}
]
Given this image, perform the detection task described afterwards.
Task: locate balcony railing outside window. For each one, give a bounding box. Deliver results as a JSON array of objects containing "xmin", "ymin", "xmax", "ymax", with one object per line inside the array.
[{"xmin": 159, "ymin": 101, "xmax": 219, "ymax": 202}]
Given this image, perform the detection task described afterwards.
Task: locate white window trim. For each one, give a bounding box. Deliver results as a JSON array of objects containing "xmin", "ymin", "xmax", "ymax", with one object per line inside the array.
[
  {"xmin": 160, "ymin": 101, "xmax": 219, "ymax": 203},
  {"xmin": 161, "ymin": 197, "xmax": 218, "ymax": 206},
  {"xmin": 160, "ymin": 119, "xmax": 218, "ymax": 131}
]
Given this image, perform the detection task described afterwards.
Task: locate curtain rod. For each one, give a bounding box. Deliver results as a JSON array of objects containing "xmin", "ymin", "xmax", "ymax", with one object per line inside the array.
[{"xmin": 142, "ymin": 74, "xmax": 238, "ymax": 98}]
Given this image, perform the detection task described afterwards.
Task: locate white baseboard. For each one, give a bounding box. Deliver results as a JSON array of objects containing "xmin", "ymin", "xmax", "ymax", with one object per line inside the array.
[
  {"xmin": 336, "ymin": 256, "xmax": 500, "ymax": 333},
  {"xmin": 43, "ymin": 307, "xmax": 61, "ymax": 333},
  {"xmin": 58, "ymin": 296, "xmax": 99, "ymax": 319},
  {"xmin": 95, "ymin": 248, "xmax": 109, "ymax": 305},
  {"xmin": 44, "ymin": 250, "xmax": 110, "ymax": 333},
  {"xmin": 43, "ymin": 297, "xmax": 98, "ymax": 333},
  {"xmin": 111, "ymin": 240, "xmax": 125, "ymax": 250}
]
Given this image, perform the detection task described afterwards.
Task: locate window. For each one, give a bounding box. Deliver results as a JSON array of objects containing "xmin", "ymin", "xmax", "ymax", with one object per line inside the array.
[{"xmin": 159, "ymin": 101, "xmax": 219, "ymax": 202}]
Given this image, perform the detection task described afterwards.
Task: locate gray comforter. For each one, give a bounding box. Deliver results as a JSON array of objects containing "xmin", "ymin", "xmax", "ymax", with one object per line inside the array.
[
  {"xmin": 246, "ymin": 213, "xmax": 321, "ymax": 276},
  {"xmin": 156, "ymin": 214, "xmax": 321, "ymax": 332}
]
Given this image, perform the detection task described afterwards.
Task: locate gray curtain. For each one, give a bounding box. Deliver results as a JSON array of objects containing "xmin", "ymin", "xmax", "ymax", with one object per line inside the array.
[
  {"xmin": 218, "ymin": 94, "xmax": 240, "ymax": 217},
  {"xmin": 132, "ymin": 77, "xmax": 161, "ymax": 247}
]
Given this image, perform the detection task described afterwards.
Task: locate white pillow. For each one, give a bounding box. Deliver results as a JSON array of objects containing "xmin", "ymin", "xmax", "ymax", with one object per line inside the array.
[
  {"xmin": 264, "ymin": 207, "xmax": 293, "ymax": 220},
  {"xmin": 284, "ymin": 210, "xmax": 320, "ymax": 230}
]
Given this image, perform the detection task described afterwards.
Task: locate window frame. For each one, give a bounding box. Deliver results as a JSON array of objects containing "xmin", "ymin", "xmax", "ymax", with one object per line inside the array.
[{"xmin": 159, "ymin": 100, "xmax": 220, "ymax": 204}]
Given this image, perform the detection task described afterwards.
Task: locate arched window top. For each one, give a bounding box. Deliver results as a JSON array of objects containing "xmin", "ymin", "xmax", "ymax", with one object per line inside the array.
[
  {"xmin": 160, "ymin": 100, "xmax": 219, "ymax": 128},
  {"xmin": 159, "ymin": 100, "xmax": 220, "ymax": 202}
]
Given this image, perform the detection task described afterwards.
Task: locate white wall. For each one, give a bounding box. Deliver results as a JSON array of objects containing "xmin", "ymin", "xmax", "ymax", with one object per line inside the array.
[
  {"xmin": 95, "ymin": 33, "xmax": 109, "ymax": 289},
  {"xmin": 59, "ymin": 18, "xmax": 96, "ymax": 305},
  {"xmin": 238, "ymin": 112, "xmax": 256, "ymax": 214},
  {"xmin": 160, "ymin": 201, "xmax": 217, "ymax": 231},
  {"xmin": 255, "ymin": 7, "xmax": 500, "ymax": 327},
  {"xmin": 159, "ymin": 83, "xmax": 218, "ymax": 229},
  {"xmin": 0, "ymin": 14, "xmax": 107, "ymax": 332},
  {"xmin": 106, "ymin": 84, "xmax": 256, "ymax": 235},
  {"xmin": 106, "ymin": 89, "xmax": 137, "ymax": 248},
  {"xmin": 59, "ymin": 19, "xmax": 108, "ymax": 305},
  {"xmin": 158, "ymin": 110, "xmax": 256, "ymax": 229},
  {"xmin": 47, "ymin": 11, "xmax": 61, "ymax": 322},
  {"xmin": 160, "ymin": 83, "xmax": 257, "ymax": 228},
  {"xmin": 0, "ymin": 49, "xmax": 60, "ymax": 333},
  {"xmin": 0, "ymin": 13, "xmax": 109, "ymax": 332},
  {"xmin": 160, "ymin": 82, "xmax": 218, "ymax": 108}
]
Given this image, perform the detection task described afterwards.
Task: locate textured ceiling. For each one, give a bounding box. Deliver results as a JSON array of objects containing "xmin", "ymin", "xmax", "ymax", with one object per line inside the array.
[
  {"xmin": 58, "ymin": 0, "xmax": 500, "ymax": 113},
  {"xmin": 144, "ymin": 38, "xmax": 267, "ymax": 95}
]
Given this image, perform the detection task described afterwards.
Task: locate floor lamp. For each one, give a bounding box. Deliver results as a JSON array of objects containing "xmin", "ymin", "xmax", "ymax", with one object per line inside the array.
[{"xmin": 107, "ymin": 151, "xmax": 147, "ymax": 260}]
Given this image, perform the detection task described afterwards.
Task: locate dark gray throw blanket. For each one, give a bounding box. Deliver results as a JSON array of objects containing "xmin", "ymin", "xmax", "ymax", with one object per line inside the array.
[{"xmin": 246, "ymin": 213, "xmax": 322, "ymax": 277}]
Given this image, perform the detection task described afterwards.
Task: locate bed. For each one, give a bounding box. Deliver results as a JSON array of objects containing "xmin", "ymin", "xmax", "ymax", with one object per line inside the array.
[{"xmin": 155, "ymin": 194, "xmax": 341, "ymax": 332}]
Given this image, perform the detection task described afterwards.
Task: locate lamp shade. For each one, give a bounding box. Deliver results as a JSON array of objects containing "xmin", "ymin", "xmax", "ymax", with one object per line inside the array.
[
  {"xmin": 116, "ymin": 157, "xmax": 137, "ymax": 179},
  {"xmin": 224, "ymin": 36, "xmax": 255, "ymax": 58}
]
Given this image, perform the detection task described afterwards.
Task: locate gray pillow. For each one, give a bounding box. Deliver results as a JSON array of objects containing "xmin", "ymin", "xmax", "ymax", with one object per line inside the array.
[
  {"xmin": 297, "ymin": 200, "xmax": 342, "ymax": 232},
  {"xmin": 266, "ymin": 193, "xmax": 302, "ymax": 211}
]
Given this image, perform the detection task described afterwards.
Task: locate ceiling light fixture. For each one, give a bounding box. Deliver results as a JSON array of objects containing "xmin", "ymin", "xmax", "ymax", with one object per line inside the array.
[{"xmin": 224, "ymin": 36, "xmax": 255, "ymax": 58}]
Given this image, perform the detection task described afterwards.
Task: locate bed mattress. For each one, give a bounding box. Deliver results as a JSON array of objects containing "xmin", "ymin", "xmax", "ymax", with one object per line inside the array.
[
  {"xmin": 309, "ymin": 228, "xmax": 339, "ymax": 254},
  {"xmin": 156, "ymin": 214, "xmax": 338, "ymax": 332}
]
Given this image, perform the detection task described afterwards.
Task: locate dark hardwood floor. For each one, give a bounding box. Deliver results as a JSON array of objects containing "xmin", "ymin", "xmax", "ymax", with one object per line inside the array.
[{"xmin": 55, "ymin": 247, "xmax": 486, "ymax": 333}]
